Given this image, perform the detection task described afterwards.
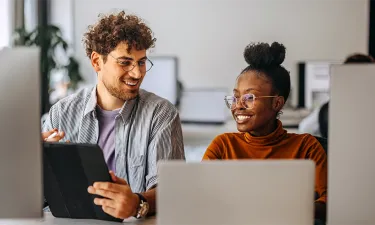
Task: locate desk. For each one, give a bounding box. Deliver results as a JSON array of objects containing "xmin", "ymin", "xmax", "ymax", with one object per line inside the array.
[
  {"xmin": 0, "ymin": 213, "xmax": 156, "ymax": 225},
  {"xmin": 182, "ymin": 108, "xmax": 307, "ymax": 145},
  {"xmin": 182, "ymin": 112, "xmax": 304, "ymax": 161}
]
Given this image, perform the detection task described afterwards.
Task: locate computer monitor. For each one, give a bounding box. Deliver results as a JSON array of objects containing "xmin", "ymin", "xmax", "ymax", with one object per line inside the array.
[
  {"xmin": 298, "ymin": 61, "xmax": 340, "ymax": 109},
  {"xmin": 0, "ymin": 47, "xmax": 43, "ymax": 218},
  {"xmin": 141, "ymin": 56, "xmax": 178, "ymax": 105},
  {"xmin": 179, "ymin": 88, "xmax": 228, "ymax": 124},
  {"xmin": 328, "ymin": 64, "xmax": 375, "ymax": 225}
]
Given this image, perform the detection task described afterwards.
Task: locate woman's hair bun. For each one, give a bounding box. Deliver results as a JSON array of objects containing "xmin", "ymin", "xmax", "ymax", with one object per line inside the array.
[{"xmin": 243, "ymin": 42, "xmax": 286, "ymax": 69}]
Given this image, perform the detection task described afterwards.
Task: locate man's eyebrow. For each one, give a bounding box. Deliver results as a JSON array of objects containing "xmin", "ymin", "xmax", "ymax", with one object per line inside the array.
[
  {"xmin": 116, "ymin": 56, "xmax": 134, "ymax": 60},
  {"xmin": 138, "ymin": 56, "xmax": 148, "ymax": 61},
  {"xmin": 117, "ymin": 56, "xmax": 148, "ymax": 61}
]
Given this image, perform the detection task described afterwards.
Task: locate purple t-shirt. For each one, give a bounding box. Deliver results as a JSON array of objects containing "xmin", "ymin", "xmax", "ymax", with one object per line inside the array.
[{"xmin": 96, "ymin": 106, "xmax": 120, "ymax": 173}]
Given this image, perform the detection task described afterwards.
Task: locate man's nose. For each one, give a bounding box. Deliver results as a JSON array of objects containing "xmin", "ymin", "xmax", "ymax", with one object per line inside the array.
[{"xmin": 128, "ymin": 65, "xmax": 142, "ymax": 79}]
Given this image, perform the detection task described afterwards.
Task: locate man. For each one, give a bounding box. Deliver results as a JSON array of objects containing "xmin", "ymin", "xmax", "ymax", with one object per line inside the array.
[{"xmin": 42, "ymin": 11, "xmax": 185, "ymax": 219}]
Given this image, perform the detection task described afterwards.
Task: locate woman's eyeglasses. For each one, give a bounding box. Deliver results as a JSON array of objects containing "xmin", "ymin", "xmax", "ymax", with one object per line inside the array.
[{"xmin": 224, "ymin": 93, "xmax": 278, "ymax": 110}]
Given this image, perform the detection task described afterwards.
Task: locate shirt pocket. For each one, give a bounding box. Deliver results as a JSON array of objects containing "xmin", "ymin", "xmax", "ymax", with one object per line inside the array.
[
  {"xmin": 129, "ymin": 155, "xmax": 145, "ymax": 168},
  {"xmin": 128, "ymin": 155, "xmax": 146, "ymax": 192}
]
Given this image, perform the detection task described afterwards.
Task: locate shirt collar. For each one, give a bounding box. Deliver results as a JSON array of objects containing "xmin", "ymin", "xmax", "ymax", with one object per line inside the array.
[{"xmin": 84, "ymin": 86, "xmax": 137, "ymax": 123}]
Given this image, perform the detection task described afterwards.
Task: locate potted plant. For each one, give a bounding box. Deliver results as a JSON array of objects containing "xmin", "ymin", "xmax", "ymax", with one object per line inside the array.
[{"xmin": 12, "ymin": 25, "xmax": 83, "ymax": 112}]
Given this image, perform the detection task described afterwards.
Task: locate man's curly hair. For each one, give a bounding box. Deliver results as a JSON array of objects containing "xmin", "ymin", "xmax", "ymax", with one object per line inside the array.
[{"xmin": 83, "ymin": 11, "xmax": 156, "ymax": 62}]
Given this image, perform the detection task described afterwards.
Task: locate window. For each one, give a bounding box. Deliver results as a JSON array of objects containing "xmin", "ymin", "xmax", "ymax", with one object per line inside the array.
[
  {"xmin": 0, "ymin": 0, "xmax": 11, "ymax": 48},
  {"xmin": 24, "ymin": 0, "xmax": 38, "ymax": 32}
]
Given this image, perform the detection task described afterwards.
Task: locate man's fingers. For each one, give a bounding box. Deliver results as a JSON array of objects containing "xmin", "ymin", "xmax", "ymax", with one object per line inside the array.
[
  {"xmin": 109, "ymin": 171, "xmax": 117, "ymax": 182},
  {"xmin": 101, "ymin": 206, "xmax": 119, "ymax": 218},
  {"xmin": 41, "ymin": 129, "xmax": 58, "ymax": 140},
  {"xmin": 94, "ymin": 198, "xmax": 117, "ymax": 208},
  {"xmin": 45, "ymin": 136, "xmax": 63, "ymax": 142},
  {"xmin": 45, "ymin": 137, "xmax": 61, "ymax": 142},
  {"xmin": 96, "ymin": 189, "xmax": 118, "ymax": 200},
  {"xmin": 93, "ymin": 182, "xmax": 124, "ymax": 193},
  {"xmin": 58, "ymin": 131, "xmax": 65, "ymax": 139},
  {"xmin": 47, "ymin": 128, "xmax": 58, "ymax": 135},
  {"xmin": 88, "ymin": 186, "xmax": 118, "ymax": 199},
  {"xmin": 109, "ymin": 171, "xmax": 128, "ymax": 185},
  {"xmin": 43, "ymin": 130, "xmax": 66, "ymax": 142},
  {"xmin": 93, "ymin": 182, "xmax": 116, "ymax": 190},
  {"xmin": 115, "ymin": 176, "xmax": 128, "ymax": 185}
]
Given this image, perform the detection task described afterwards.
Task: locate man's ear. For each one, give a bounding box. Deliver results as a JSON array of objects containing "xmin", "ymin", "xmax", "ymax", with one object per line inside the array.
[
  {"xmin": 273, "ymin": 96, "xmax": 285, "ymax": 112},
  {"xmin": 91, "ymin": 51, "xmax": 101, "ymax": 72}
]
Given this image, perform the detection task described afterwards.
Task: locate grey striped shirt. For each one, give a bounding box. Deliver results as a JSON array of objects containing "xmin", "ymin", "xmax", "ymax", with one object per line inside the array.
[{"xmin": 42, "ymin": 86, "xmax": 185, "ymax": 193}]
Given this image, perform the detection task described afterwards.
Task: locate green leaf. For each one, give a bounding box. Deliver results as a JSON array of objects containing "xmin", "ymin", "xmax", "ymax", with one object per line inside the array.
[{"xmin": 12, "ymin": 24, "xmax": 84, "ymax": 90}]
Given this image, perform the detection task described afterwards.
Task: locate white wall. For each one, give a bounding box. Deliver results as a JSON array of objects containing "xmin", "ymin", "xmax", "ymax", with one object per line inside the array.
[{"xmin": 52, "ymin": 0, "xmax": 369, "ymax": 106}]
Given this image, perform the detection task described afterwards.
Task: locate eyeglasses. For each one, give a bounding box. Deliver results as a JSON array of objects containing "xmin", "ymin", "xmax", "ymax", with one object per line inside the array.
[
  {"xmin": 109, "ymin": 54, "xmax": 153, "ymax": 73},
  {"xmin": 224, "ymin": 93, "xmax": 278, "ymax": 110}
]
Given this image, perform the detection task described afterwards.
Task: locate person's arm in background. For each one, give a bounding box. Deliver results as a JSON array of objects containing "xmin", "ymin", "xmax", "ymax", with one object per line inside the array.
[
  {"xmin": 306, "ymin": 136, "xmax": 328, "ymax": 222},
  {"xmin": 202, "ymin": 135, "xmax": 224, "ymax": 160},
  {"xmin": 298, "ymin": 107, "xmax": 321, "ymax": 136}
]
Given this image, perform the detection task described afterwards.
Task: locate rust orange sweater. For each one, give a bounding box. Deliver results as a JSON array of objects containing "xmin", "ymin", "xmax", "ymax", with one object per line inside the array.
[{"xmin": 203, "ymin": 120, "xmax": 327, "ymax": 203}]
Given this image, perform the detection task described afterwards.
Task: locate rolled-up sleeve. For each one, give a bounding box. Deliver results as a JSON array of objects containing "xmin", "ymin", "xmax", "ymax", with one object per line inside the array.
[
  {"xmin": 145, "ymin": 111, "xmax": 185, "ymax": 190},
  {"xmin": 42, "ymin": 104, "xmax": 60, "ymax": 132}
]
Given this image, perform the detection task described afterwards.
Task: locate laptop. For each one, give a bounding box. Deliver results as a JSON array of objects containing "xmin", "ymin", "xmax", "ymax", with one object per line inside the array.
[{"xmin": 157, "ymin": 160, "xmax": 315, "ymax": 225}]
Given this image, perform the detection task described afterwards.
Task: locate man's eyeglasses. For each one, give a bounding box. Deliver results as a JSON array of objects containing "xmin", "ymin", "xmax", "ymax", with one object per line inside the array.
[
  {"xmin": 224, "ymin": 93, "xmax": 278, "ymax": 110},
  {"xmin": 109, "ymin": 54, "xmax": 153, "ymax": 73}
]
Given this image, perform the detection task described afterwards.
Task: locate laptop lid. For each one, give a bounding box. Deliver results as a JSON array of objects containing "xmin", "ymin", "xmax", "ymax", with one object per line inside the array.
[{"xmin": 157, "ymin": 160, "xmax": 315, "ymax": 225}]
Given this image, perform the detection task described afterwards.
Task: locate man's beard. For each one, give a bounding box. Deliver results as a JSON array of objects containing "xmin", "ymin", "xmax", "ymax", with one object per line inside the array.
[{"xmin": 103, "ymin": 79, "xmax": 138, "ymax": 101}]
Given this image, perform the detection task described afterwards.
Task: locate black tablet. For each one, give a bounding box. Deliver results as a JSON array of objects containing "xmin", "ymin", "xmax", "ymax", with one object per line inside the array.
[{"xmin": 43, "ymin": 142, "xmax": 123, "ymax": 222}]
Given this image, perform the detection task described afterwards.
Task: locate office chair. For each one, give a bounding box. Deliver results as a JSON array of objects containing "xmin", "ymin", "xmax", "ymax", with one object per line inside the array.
[
  {"xmin": 318, "ymin": 102, "xmax": 329, "ymax": 139},
  {"xmin": 314, "ymin": 136, "xmax": 327, "ymax": 154}
]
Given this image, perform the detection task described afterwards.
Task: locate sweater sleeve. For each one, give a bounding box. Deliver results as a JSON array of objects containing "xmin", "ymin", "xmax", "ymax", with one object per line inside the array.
[
  {"xmin": 305, "ymin": 135, "xmax": 328, "ymax": 203},
  {"xmin": 202, "ymin": 135, "xmax": 225, "ymax": 160}
]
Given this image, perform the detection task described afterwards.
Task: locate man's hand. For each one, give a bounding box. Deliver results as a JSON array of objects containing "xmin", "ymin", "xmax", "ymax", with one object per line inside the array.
[
  {"xmin": 88, "ymin": 171, "xmax": 140, "ymax": 219},
  {"xmin": 42, "ymin": 128, "xmax": 65, "ymax": 142}
]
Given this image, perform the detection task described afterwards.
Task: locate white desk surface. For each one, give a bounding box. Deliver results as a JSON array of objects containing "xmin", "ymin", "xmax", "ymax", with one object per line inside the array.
[
  {"xmin": 182, "ymin": 116, "xmax": 301, "ymax": 145},
  {"xmin": 0, "ymin": 213, "xmax": 156, "ymax": 225}
]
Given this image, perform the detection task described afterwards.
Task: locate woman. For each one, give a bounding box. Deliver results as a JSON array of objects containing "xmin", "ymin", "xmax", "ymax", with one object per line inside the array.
[{"xmin": 203, "ymin": 42, "xmax": 327, "ymax": 222}]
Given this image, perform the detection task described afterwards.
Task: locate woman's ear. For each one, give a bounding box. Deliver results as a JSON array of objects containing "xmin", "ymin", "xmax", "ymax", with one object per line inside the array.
[
  {"xmin": 91, "ymin": 51, "xmax": 101, "ymax": 72},
  {"xmin": 273, "ymin": 96, "xmax": 285, "ymax": 112}
]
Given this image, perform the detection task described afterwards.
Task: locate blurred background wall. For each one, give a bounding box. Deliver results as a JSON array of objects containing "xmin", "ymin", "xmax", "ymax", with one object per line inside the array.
[{"xmin": 50, "ymin": 0, "xmax": 369, "ymax": 107}]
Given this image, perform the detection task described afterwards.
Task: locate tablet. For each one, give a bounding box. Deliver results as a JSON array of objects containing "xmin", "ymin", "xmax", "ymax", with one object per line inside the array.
[{"xmin": 43, "ymin": 142, "xmax": 122, "ymax": 222}]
